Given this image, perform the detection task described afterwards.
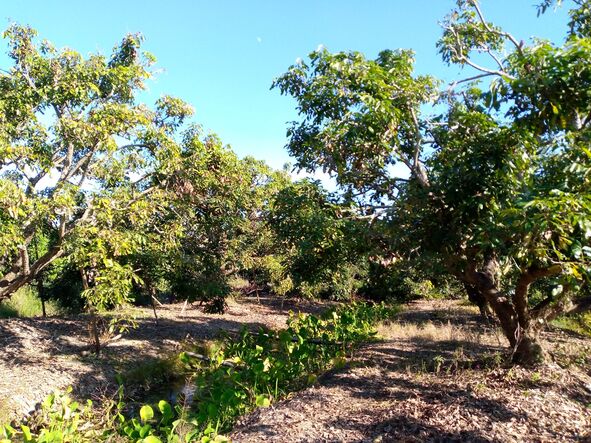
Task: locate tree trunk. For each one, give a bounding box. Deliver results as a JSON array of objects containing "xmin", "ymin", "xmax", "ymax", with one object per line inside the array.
[
  {"xmin": 512, "ymin": 333, "xmax": 545, "ymax": 366},
  {"xmin": 88, "ymin": 311, "xmax": 101, "ymax": 355},
  {"xmin": 0, "ymin": 246, "xmax": 63, "ymax": 302},
  {"xmin": 80, "ymin": 267, "xmax": 101, "ymax": 354},
  {"xmin": 464, "ymin": 259, "xmax": 561, "ymax": 366},
  {"xmin": 463, "ymin": 282, "xmax": 492, "ymax": 322},
  {"xmin": 149, "ymin": 285, "xmax": 159, "ymax": 325}
]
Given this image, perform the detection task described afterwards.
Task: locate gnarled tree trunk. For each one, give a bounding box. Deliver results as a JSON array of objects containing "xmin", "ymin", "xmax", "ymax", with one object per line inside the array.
[
  {"xmin": 463, "ymin": 257, "xmax": 561, "ymax": 366},
  {"xmin": 0, "ymin": 246, "xmax": 64, "ymax": 302}
]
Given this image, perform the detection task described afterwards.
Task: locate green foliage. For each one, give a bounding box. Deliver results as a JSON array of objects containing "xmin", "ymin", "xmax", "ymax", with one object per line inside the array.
[
  {"xmin": 0, "ymin": 388, "xmax": 107, "ymax": 442},
  {"xmin": 273, "ymin": 0, "xmax": 591, "ymax": 358},
  {"xmin": 175, "ymin": 302, "xmax": 398, "ymax": 437},
  {"xmin": 0, "ymin": 23, "xmax": 298, "ymax": 319},
  {"xmin": 0, "ymin": 286, "xmax": 61, "ymax": 318},
  {"xmin": 0, "ymin": 303, "xmax": 398, "ymax": 442},
  {"xmin": 272, "ymin": 49, "xmax": 438, "ymax": 195},
  {"xmin": 246, "ymin": 254, "xmax": 294, "ymax": 296},
  {"xmin": 0, "ymin": 23, "xmax": 185, "ymax": 303},
  {"xmin": 362, "ymin": 261, "xmax": 460, "ymax": 303},
  {"xmin": 134, "ymin": 139, "xmax": 291, "ymax": 311},
  {"xmin": 268, "ymin": 180, "xmax": 369, "ymax": 300},
  {"xmin": 552, "ymin": 312, "xmax": 591, "ymax": 338},
  {"xmin": 43, "ymin": 260, "xmax": 85, "ymax": 313}
]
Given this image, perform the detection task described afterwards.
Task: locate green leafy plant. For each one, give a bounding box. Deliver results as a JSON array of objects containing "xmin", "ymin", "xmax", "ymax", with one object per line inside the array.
[{"xmin": 0, "ymin": 303, "xmax": 398, "ymax": 442}]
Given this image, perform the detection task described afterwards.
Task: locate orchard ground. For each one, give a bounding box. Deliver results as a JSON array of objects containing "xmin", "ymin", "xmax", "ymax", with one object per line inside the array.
[{"xmin": 1, "ymin": 296, "xmax": 590, "ymax": 442}]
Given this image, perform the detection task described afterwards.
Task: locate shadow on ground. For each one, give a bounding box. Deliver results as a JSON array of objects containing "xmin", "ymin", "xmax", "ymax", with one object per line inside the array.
[{"xmin": 0, "ymin": 295, "xmax": 324, "ymax": 417}]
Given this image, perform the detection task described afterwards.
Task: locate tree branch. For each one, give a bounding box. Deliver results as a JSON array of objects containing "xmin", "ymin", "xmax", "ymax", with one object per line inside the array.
[
  {"xmin": 516, "ymin": 264, "xmax": 562, "ymax": 327},
  {"xmin": 471, "ymin": 0, "xmax": 524, "ymax": 56}
]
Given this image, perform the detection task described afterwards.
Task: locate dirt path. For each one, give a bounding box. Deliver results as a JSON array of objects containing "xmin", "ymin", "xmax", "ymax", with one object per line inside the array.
[
  {"xmin": 230, "ymin": 300, "xmax": 591, "ymax": 442},
  {"xmin": 3, "ymin": 298, "xmax": 590, "ymax": 441},
  {"xmin": 0, "ymin": 296, "xmax": 324, "ymax": 421}
]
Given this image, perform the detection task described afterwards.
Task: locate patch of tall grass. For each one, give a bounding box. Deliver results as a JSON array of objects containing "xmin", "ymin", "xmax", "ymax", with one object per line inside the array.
[{"xmin": 0, "ymin": 286, "xmax": 62, "ymax": 318}]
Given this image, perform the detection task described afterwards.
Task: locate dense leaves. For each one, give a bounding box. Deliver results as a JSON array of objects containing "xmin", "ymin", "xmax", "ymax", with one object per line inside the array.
[{"xmin": 274, "ymin": 0, "xmax": 591, "ymax": 364}]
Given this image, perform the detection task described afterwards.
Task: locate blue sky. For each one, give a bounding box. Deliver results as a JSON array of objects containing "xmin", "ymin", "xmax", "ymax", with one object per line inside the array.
[{"xmin": 1, "ymin": 1, "xmax": 571, "ymax": 171}]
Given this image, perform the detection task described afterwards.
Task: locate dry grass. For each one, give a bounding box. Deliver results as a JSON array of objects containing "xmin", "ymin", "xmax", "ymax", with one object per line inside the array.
[
  {"xmin": 376, "ymin": 300, "xmax": 504, "ymax": 349},
  {"xmin": 377, "ymin": 320, "xmax": 503, "ymax": 348},
  {"xmin": 361, "ymin": 301, "xmax": 510, "ymax": 374},
  {"xmin": 231, "ymin": 300, "xmax": 591, "ymax": 442}
]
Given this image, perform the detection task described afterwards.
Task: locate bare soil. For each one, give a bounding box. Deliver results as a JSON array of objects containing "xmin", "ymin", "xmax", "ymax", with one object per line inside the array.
[
  {"xmin": 2, "ymin": 298, "xmax": 590, "ymax": 442},
  {"xmin": 0, "ymin": 295, "xmax": 324, "ymax": 421},
  {"xmin": 230, "ymin": 300, "xmax": 591, "ymax": 443}
]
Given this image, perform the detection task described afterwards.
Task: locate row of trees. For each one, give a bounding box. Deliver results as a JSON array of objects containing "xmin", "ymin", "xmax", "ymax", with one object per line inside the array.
[
  {"xmin": 1, "ymin": 0, "xmax": 591, "ymax": 365},
  {"xmin": 0, "ymin": 25, "xmax": 384, "ymax": 338}
]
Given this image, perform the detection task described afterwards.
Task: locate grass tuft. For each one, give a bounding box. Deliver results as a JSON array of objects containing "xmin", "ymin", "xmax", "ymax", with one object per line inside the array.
[{"xmin": 551, "ymin": 313, "xmax": 591, "ymax": 338}]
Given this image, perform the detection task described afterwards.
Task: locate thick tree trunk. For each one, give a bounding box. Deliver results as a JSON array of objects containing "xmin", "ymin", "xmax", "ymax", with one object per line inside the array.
[
  {"xmin": 465, "ymin": 258, "xmax": 522, "ymax": 358},
  {"xmin": 464, "ymin": 259, "xmax": 564, "ymax": 366},
  {"xmin": 0, "ymin": 246, "xmax": 63, "ymax": 302}
]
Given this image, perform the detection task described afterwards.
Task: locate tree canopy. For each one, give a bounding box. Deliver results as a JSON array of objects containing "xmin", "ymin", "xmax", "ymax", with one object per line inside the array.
[
  {"xmin": 1, "ymin": 1, "xmax": 591, "ymax": 367},
  {"xmin": 273, "ymin": 0, "xmax": 591, "ymax": 364}
]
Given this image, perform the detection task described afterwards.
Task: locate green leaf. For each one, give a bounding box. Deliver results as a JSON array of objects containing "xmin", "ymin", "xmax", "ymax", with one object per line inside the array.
[
  {"xmin": 158, "ymin": 400, "xmax": 173, "ymax": 421},
  {"xmin": 139, "ymin": 424, "xmax": 152, "ymax": 438},
  {"xmin": 140, "ymin": 405, "xmax": 154, "ymax": 423},
  {"xmin": 143, "ymin": 436, "xmax": 162, "ymax": 443},
  {"xmin": 255, "ymin": 394, "xmax": 271, "ymax": 407},
  {"xmin": 20, "ymin": 425, "xmax": 32, "ymax": 442}
]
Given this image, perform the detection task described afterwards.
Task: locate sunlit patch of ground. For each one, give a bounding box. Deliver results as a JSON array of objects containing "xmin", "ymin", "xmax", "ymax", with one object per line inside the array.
[{"xmin": 230, "ymin": 300, "xmax": 591, "ymax": 443}]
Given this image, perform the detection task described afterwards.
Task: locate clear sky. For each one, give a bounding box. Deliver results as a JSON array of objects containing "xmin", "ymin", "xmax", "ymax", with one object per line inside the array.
[{"xmin": 1, "ymin": 1, "xmax": 571, "ymax": 171}]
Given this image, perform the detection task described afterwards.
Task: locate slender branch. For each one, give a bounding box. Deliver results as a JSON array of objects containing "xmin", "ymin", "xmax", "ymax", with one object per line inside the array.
[
  {"xmin": 485, "ymin": 47, "xmax": 505, "ymax": 72},
  {"xmin": 460, "ymin": 55, "xmax": 515, "ymax": 80},
  {"xmin": 447, "ymin": 73, "xmax": 496, "ymax": 93},
  {"xmin": 471, "ymin": 0, "xmax": 524, "ymax": 56}
]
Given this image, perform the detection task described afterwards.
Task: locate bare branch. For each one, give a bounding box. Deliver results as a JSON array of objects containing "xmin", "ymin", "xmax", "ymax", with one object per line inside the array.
[{"xmin": 471, "ymin": 0, "xmax": 524, "ymax": 56}]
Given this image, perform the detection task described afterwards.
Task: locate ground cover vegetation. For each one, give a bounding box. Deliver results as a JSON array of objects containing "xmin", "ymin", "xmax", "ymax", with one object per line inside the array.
[
  {"xmin": 0, "ymin": 0, "xmax": 590, "ymax": 441},
  {"xmin": 0, "ymin": 303, "xmax": 397, "ymax": 442}
]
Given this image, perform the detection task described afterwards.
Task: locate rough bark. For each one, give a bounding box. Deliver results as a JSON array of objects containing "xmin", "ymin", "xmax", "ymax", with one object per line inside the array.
[
  {"xmin": 463, "ymin": 282, "xmax": 492, "ymax": 322},
  {"xmin": 464, "ymin": 259, "xmax": 564, "ymax": 366},
  {"xmin": 466, "ymin": 264, "xmax": 519, "ymax": 347},
  {"xmin": 0, "ymin": 246, "xmax": 64, "ymax": 302}
]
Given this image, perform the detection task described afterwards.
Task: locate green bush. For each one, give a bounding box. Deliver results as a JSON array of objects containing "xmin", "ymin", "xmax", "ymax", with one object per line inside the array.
[
  {"xmin": 43, "ymin": 260, "xmax": 86, "ymax": 314},
  {"xmin": 362, "ymin": 261, "xmax": 461, "ymax": 303}
]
